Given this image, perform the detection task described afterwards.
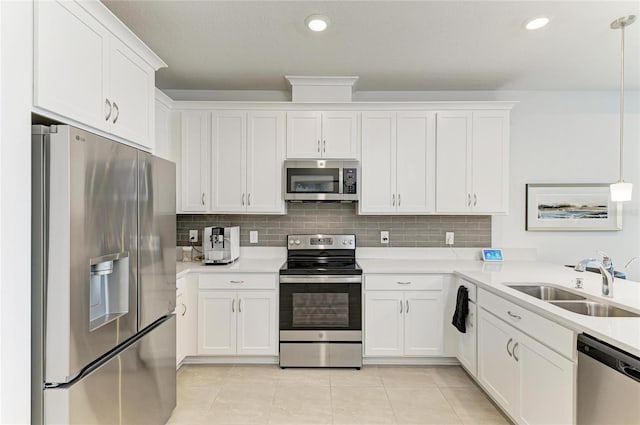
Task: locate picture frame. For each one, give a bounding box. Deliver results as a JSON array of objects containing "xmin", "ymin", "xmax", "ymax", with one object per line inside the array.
[{"xmin": 525, "ymin": 183, "xmax": 622, "ymax": 231}]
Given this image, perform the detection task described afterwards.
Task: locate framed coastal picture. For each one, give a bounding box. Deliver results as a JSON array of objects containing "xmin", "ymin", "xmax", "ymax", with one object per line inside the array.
[{"xmin": 525, "ymin": 184, "xmax": 622, "ymax": 231}]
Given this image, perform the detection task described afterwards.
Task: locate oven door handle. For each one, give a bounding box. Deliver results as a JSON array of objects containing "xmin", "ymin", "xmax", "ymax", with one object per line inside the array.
[{"xmin": 279, "ymin": 275, "xmax": 362, "ymax": 284}]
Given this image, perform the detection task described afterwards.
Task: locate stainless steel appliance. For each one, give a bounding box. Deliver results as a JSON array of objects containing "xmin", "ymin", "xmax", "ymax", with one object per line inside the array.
[
  {"xmin": 31, "ymin": 125, "xmax": 176, "ymax": 424},
  {"xmin": 203, "ymin": 226, "xmax": 240, "ymax": 265},
  {"xmin": 279, "ymin": 234, "xmax": 362, "ymax": 368},
  {"xmin": 284, "ymin": 160, "xmax": 359, "ymax": 201},
  {"xmin": 577, "ymin": 334, "xmax": 640, "ymax": 425}
]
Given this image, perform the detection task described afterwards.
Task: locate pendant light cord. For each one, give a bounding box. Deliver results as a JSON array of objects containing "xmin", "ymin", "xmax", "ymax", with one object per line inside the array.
[{"xmin": 619, "ymin": 23, "xmax": 625, "ymax": 182}]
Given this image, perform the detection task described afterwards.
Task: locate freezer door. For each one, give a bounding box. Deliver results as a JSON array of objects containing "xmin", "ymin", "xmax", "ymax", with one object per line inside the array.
[
  {"xmin": 43, "ymin": 126, "xmax": 139, "ymax": 384},
  {"xmin": 138, "ymin": 153, "xmax": 176, "ymax": 330},
  {"xmin": 44, "ymin": 315, "xmax": 176, "ymax": 425}
]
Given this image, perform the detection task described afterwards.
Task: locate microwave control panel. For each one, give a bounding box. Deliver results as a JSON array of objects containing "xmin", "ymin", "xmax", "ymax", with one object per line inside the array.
[{"xmin": 343, "ymin": 168, "xmax": 357, "ymax": 194}]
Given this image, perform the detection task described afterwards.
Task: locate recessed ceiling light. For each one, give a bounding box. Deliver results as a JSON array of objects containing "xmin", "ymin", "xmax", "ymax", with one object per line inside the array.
[
  {"xmin": 524, "ymin": 16, "xmax": 550, "ymax": 30},
  {"xmin": 305, "ymin": 15, "xmax": 329, "ymax": 32}
]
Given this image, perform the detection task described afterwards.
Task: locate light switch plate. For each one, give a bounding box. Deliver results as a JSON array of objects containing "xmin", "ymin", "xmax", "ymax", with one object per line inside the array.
[
  {"xmin": 380, "ymin": 231, "xmax": 389, "ymax": 244},
  {"xmin": 250, "ymin": 230, "xmax": 258, "ymax": 244}
]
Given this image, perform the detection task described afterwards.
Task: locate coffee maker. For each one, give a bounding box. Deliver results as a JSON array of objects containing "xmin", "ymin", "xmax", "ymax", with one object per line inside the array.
[{"xmin": 203, "ymin": 226, "xmax": 240, "ymax": 265}]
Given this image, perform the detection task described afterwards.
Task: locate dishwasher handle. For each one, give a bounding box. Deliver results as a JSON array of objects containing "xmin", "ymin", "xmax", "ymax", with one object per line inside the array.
[{"xmin": 578, "ymin": 334, "xmax": 640, "ymax": 383}]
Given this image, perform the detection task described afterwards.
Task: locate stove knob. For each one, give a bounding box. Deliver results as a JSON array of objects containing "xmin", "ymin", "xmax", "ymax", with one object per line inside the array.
[
  {"xmin": 342, "ymin": 240, "xmax": 348, "ymax": 245},
  {"xmin": 349, "ymin": 240, "xmax": 353, "ymax": 245},
  {"xmin": 295, "ymin": 239, "xmax": 301, "ymax": 245},
  {"xmin": 289, "ymin": 239, "xmax": 294, "ymax": 245}
]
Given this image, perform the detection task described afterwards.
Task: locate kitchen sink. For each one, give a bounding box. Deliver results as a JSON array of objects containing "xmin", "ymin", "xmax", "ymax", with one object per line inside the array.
[
  {"xmin": 549, "ymin": 301, "xmax": 640, "ymax": 318},
  {"xmin": 506, "ymin": 284, "xmax": 587, "ymax": 301}
]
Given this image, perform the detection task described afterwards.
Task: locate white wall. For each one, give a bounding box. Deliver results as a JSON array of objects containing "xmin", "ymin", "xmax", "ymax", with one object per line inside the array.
[{"xmin": 0, "ymin": 1, "xmax": 32, "ymax": 423}]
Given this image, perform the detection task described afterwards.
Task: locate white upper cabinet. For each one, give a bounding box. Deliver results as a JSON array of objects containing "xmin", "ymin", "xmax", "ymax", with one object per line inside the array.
[
  {"xmin": 436, "ymin": 111, "xmax": 509, "ymax": 214},
  {"xmin": 287, "ymin": 111, "xmax": 358, "ymax": 159},
  {"xmin": 33, "ymin": 0, "xmax": 165, "ymax": 150},
  {"xmin": 212, "ymin": 110, "xmax": 286, "ymax": 214},
  {"xmin": 181, "ymin": 111, "xmax": 211, "ymax": 212},
  {"xmin": 34, "ymin": 1, "xmax": 108, "ymax": 132},
  {"xmin": 360, "ymin": 111, "xmax": 435, "ymax": 214}
]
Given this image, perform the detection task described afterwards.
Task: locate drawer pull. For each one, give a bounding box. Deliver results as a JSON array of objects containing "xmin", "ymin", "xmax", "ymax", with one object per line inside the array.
[
  {"xmin": 230, "ymin": 280, "xmax": 244, "ymax": 284},
  {"xmin": 506, "ymin": 337, "xmax": 513, "ymax": 357},
  {"xmin": 396, "ymin": 281, "xmax": 412, "ymax": 285},
  {"xmin": 507, "ymin": 311, "xmax": 522, "ymax": 320}
]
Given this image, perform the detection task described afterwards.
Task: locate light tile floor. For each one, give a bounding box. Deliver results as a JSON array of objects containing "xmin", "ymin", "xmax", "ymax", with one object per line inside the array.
[{"xmin": 168, "ymin": 365, "xmax": 512, "ymax": 425}]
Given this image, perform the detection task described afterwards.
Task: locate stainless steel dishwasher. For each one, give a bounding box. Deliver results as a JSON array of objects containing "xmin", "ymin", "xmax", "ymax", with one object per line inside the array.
[{"xmin": 577, "ymin": 334, "xmax": 640, "ymax": 425}]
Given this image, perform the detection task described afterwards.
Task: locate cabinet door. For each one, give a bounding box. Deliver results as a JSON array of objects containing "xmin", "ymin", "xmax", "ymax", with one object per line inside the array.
[
  {"xmin": 457, "ymin": 301, "xmax": 477, "ymax": 377},
  {"xmin": 364, "ymin": 291, "xmax": 404, "ymax": 357},
  {"xmin": 197, "ymin": 291, "xmax": 236, "ymax": 355},
  {"xmin": 212, "ymin": 111, "xmax": 247, "ymax": 212},
  {"xmin": 403, "ymin": 291, "xmax": 443, "ymax": 356},
  {"xmin": 183, "ymin": 274, "xmax": 198, "ymax": 357},
  {"xmin": 175, "ymin": 291, "xmax": 185, "ymax": 366},
  {"xmin": 246, "ymin": 111, "xmax": 286, "ymax": 214},
  {"xmin": 237, "ymin": 291, "xmax": 277, "ymax": 355},
  {"xmin": 34, "ymin": 0, "xmax": 109, "ymax": 131},
  {"xmin": 515, "ymin": 331, "xmax": 575, "ymax": 425},
  {"xmin": 360, "ymin": 112, "xmax": 396, "ymax": 214},
  {"xmin": 321, "ymin": 111, "xmax": 358, "ymax": 159},
  {"xmin": 181, "ymin": 111, "xmax": 210, "ymax": 211},
  {"xmin": 435, "ymin": 112, "xmax": 472, "ymax": 212},
  {"xmin": 471, "ymin": 111, "xmax": 509, "ymax": 213},
  {"xmin": 477, "ymin": 308, "xmax": 517, "ymax": 413},
  {"xmin": 396, "ymin": 112, "xmax": 435, "ymax": 213},
  {"xmin": 108, "ymin": 36, "xmax": 154, "ymax": 148},
  {"xmin": 286, "ymin": 112, "xmax": 322, "ymax": 158}
]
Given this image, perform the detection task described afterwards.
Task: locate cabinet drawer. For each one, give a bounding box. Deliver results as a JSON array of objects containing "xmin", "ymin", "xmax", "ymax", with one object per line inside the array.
[
  {"xmin": 365, "ymin": 274, "xmax": 443, "ymax": 291},
  {"xmin": 199, "ymin": 273, "xmax": 277, "ymax": 290},
  {"xmin": 456, "ymin": 278, "xmax": 477, "ymax": 303},
  {"xmin": 478, "ymin": 289, "xmax": 574, "ymax": 359}
]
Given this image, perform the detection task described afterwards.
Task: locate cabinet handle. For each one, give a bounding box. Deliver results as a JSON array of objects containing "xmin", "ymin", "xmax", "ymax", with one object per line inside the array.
[
  {"xmin": 513, "ymin": 342, "xmax": 519, "ymax": 362},
  {"xmin": 323, "ymin": 140, "xmax": 326, "ymax": 153},
  {"xmin": 238, "ymin": 299, "xmax": 242, "ymax": 313},
  {"xmin": 467, "ymin": 193, "xmax": 471, "ymax": 207},
  {"xmin": 392, "ymin": 194, "xmax": 396, "ymax": 206},
  {"xmin": 473, "ymin": 193, "xmax": 477, "ymax": 207},
  {"xmin": 242, "ymin": 193, "xmax": 245, "ymax": 206},
  {"xmin": 406, "ymin": 300, "xmax": 409, "ymax": 314},
  {"xmin": 112, "ymin": 102, "xmax": 119, "ymax": 124},
  {"xmin": 201, "ymin": 192, "xmax": 205, "ymax": 206},
  {"xmin": 232, "ymin": 299, "xmax": 235, "ymax": 313},
  {"xmin": 229, "ymin": 280, "xmax": 244, "ymax": 284},
  {"xmin": 468, "ymin": 312, "xmax": 474, "ymax": 328},
  {"xmin": 398, "ymin": 194, "xmax": 401, "ymax": 206},
  {"xmin": 396, "ymin": 281, "xmax": 412, "ymax": 285},
  {"xmin": 247, "ymin": 193, "xmax": 251, "ymax": 206},
  {"xmin": 181, "ymin": 303, "xmax": 187, "ymax": 317},
  {"xmin": 399, "ymin": 300, "xmax": 403, "ymax": 314},
  {"xmin": 507, "ymin": 311, "xmax": 522, "ymax": 320},
  {"xmin": 317, "ymin": 140, "xmax": 320, "ymax": 153},
  {"xmin": 104, "ymin": 98, "xmax": 112, "ymax": 121},
  {"xmin": 506, "ymin": 337, "xmax": 513, "ymax": 357}
]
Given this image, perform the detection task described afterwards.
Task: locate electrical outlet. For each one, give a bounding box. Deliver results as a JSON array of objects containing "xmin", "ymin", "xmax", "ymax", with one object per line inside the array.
[
  {"xmin": 250, "ymin": 230, "xmax": 258, "ymax": 244},
  {"xmin": 445, "ymin": 232, "xmax": 454, "ymax": 245},
  {"xmin": 380, "ymin": 231, "xmax": 389, "ymax": 244},
  {"xmin": 189, "ymin": 230, "xmax": 198, "ymax": 243}
]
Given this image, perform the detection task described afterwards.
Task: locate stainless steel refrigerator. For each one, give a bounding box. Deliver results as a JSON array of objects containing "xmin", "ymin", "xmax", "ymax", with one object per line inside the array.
[{"xmin": 31, "ymin": 125, "xmax": 177, "ymax": 424}]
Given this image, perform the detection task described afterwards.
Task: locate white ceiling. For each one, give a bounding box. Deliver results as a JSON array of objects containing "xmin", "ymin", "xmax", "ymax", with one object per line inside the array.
[{"xmin": 102, "ymin": 1, "xmax": 640, "ymax": 92}]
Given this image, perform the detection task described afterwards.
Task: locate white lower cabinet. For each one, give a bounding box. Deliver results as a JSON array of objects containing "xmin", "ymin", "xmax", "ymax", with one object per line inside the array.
[
  {"xmin": 175, "ymin": 274, "xmax": 197, "ymax": 366},
  {"xmin": 364, "ymin": 274, "xmax": 444, "ymax": 357},
  {"xmin": 198, "ymin": 279, "xmax": 277, "ymax": 356},
  {"xmin": 477, "ymin": 295, "xmax": 575, "ymax": 425}
]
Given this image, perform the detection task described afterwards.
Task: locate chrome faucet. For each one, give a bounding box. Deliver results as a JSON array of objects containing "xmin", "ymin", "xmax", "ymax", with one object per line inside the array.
[{"xmin": 575, "ymin": 256, "xmax": 615, "ymax": 297}]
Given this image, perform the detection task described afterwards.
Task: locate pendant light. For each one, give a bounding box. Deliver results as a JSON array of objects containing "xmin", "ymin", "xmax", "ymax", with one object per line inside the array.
[{"xmin": 610, "ymin": 15, "xmax": 636, "ymax": 202}]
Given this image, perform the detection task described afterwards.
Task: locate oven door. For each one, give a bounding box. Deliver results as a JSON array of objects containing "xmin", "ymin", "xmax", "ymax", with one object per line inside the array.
[{"xmin": 279, "ymin": 276, "xmax": 362, "ymax": 340}]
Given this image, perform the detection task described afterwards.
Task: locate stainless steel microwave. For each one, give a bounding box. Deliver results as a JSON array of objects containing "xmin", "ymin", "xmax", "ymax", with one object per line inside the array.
[{"xmin": 283, "ymin": 160, "xmax": 359, "ymax": 201}]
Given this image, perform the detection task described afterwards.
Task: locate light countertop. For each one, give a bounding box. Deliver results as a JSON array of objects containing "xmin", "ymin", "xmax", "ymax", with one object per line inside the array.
[{"xmin": 176, "ymin": 256, "xmax": 640, "ymax": 357}]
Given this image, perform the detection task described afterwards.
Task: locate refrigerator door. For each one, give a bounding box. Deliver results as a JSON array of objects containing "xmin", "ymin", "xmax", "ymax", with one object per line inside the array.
[
  {"xmin": 43, "ymin": 126, "xmax": 139, "ymax": 384},
  {"xmin": 44, "ymin": 315, "xmax": 176, "ymax": 425},
  {"xmin": 138, "ymin": 153, "xmax": 176, "ymax": 330}
]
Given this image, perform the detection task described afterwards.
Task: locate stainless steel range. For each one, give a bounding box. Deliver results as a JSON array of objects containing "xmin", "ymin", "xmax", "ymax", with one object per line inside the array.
[{"xmin": 279, "ymin": 234, "xmax": 362, "ymax": 368}]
